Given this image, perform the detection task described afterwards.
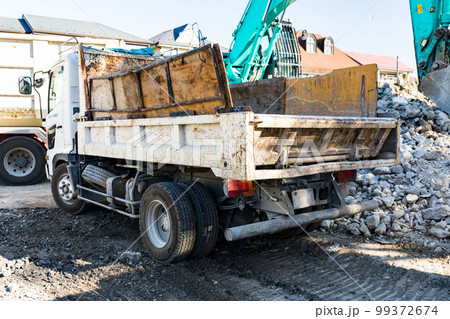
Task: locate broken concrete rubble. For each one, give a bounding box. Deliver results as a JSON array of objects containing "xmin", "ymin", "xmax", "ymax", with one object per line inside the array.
[{"xmin": 321, "ymin": 82, "xmax": 450, "ymax": 252}]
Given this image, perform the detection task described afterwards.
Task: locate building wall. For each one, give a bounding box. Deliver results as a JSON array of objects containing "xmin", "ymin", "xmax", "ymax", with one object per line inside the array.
[
  {"xmin": 152, "ymin": 45, "xmax": 193, "ymax": 56},
  {"xmin": 0, "ymin": 32, "xmax": 142, "ymax": 120}
]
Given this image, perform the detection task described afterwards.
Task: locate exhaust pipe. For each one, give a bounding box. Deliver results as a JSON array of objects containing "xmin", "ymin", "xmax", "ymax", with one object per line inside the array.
[{"xmin": 224, "ymin": 200, "xmax": 379, "ymax": 241}]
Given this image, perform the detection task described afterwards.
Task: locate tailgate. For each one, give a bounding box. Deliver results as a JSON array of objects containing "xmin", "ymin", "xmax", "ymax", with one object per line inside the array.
[{"xmin": 252, "ymin": 114, "xmax": 400, "ymax": 180}]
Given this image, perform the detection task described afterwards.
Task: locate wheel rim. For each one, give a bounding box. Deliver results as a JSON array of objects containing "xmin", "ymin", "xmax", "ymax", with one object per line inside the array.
[
  {"xmin": 146, "ymin": 200, "xmax": 171, "ymax": 248},
  {"xmin": 3, "ymin": 147, "xmax": 36, "ymax": 177},
  {"xmin": 57, "ymin": 173, "xmax": 76, "ymax": 205}
]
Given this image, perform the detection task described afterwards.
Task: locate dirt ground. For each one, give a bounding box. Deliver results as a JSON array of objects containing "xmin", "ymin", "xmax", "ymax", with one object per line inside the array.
[{"xmin": 0, "ymin": 180, "xmax": 449, "ymax": 301}]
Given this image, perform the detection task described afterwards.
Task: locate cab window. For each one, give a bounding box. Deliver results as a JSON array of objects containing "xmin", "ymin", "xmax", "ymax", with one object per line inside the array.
[{"xmin": 48, "ymin": 66, "xmax": 64, "ymax": 113}]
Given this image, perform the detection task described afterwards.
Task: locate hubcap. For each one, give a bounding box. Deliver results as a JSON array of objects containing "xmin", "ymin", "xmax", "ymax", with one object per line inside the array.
[
  {"xmin": 146, "ymin": 200, "xmax": 171, "ymax": 248},
  {"xmin": 3, "ymin": 148, "xmax": 36, "ymax": 177},
  {"xmin": 58, "ymin": 174, "xmax": 75, "ymax": 204}
]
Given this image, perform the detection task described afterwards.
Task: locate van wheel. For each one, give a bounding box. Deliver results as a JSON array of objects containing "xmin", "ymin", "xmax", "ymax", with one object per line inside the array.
[
  {"xmin": 180, "ymin": 182, "xmax": 218, "ymax": 258},
  {"xmin": 51, "ymin": 164, "xmax": 88, "ymax": 215},
  {"xmin": 0, "ymin": 136, "xmax": 46, "ymax": 185},
  {"xmin": 139, "ymin": 183, "xmax": 196, "ymax": 263}
]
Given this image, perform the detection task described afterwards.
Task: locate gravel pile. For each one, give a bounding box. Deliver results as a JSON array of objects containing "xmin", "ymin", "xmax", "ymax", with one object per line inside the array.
[{"xmin": 321, "ymin": 82, "xmax": 450, "ymax": 253}]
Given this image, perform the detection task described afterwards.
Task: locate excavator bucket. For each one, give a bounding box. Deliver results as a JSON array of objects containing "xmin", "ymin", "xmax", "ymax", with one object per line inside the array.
[{"xmin": 420, "ymin": 66, "xmax": 450, "ymax": 114}]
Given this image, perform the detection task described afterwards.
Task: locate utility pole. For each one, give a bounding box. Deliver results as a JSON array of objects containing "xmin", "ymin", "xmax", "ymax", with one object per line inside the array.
[{"xmin": 396, "ymin": 56, "xmax": 400, "ymax": 85}]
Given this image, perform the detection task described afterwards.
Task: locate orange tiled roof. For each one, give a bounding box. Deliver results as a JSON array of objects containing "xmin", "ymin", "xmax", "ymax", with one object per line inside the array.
[
  {"xmin": 345, "ymin": 51, "xmax": 414, "ymax": 72},
  {"xmin": 298, "ymin": 32, "xmax": 360, "ymax": 75}
]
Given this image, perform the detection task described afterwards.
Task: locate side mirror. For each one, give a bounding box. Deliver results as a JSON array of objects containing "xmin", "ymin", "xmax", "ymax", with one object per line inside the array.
[
  {"xmin": 35, "ymin": 78, "xmax": 45, "ymax": 88},
  {"xmin": 18, "ymin": 76, "xmax": 32, "ymax": 95}
]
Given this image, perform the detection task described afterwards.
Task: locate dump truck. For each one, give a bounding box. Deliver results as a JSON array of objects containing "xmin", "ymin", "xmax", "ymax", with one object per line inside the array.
[{"xmin": 18, "ymin": 43, "xmax": 400, "ymax": 263}]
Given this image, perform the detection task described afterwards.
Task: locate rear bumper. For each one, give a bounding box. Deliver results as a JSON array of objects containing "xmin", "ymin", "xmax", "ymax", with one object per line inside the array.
[{"xmin": 224, "ymin": 200, "xmax": 379, "ymax": 241}]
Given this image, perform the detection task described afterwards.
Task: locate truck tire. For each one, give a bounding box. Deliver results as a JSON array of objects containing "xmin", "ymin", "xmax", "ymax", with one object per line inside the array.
[
  {"xmin": 51, "ymin": 165, "xmax": 89, "ymax": 215},
  {"xmin": 81, "ymin": 164, "xmax": 116, "ymax": 189},
  {"xmin": 139, "ymin": 182, "xmax": 196, "ymax": 263},
  {"xmin": 180, "ymin": 182, "xmax": 218, "ymax": 258},
  {"xmin": 0, "ymin": 136, "xmax": 46, "ymax": 185}
]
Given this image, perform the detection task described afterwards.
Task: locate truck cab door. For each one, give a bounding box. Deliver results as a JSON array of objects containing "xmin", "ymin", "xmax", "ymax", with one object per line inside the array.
[
  {"xmin": 46, "ymin": 63, "xmax": 64, "ymax": 164},
  {"xmin": 46, "ymin": 52, "xmax": 79, "ymax": 176}
]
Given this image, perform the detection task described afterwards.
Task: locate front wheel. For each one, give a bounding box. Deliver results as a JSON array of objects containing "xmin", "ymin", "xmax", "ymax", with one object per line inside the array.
[
  {"xmin": 139, "ymin": 183, "xmax": 196, "ymax": 263},
  {"xmin": 51, "ymin": 164, "xmax": 89, "ymax": 215}
]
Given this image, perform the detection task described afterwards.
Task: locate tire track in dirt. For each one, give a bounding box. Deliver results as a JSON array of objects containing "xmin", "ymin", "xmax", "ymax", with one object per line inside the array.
[{"xmin": 182, "ymin": 236, "xmax": 449, "ymax": 301}]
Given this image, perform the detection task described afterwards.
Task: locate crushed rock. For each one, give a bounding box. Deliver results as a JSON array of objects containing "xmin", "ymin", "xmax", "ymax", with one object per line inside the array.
[{"xmin": 322, "ymin": 82, "xmax": 450, "ymax": 253}]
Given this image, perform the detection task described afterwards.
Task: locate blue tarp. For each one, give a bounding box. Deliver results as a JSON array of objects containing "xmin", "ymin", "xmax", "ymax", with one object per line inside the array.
[{"xmin": 108, "ymin": 47, "xmax": 154, "ymax": 56}]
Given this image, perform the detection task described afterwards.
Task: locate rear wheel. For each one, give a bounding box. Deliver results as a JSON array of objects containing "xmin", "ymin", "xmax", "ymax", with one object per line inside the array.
[
  {"xmin": 0, "ymin": 136, "xmax": 46, "ymax": 185},
  {"xmin": 139, "ymin": 183, "xmax": 196, "ymax": 263},
  {"xmin": 180, "ymin": 182, "xmax": 218, "ymax": 258},
  {"xmin": 51, "ymin": 164, "xmax": 89, "ymax": 215}
]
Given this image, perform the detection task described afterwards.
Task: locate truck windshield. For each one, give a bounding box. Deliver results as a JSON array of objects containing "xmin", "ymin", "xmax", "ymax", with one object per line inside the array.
[{"xmin": 48, "ymin": 67, "xmax": 64, "ymax": 113}]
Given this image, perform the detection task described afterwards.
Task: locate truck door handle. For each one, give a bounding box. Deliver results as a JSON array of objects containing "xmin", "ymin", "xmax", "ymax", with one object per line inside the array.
[{"xmin": 57, "ymin": 125, "xmax": 63, "ymax": 129}]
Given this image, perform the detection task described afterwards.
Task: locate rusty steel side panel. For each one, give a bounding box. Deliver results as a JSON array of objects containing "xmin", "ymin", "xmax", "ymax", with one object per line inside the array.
[
  {"xmin": 230, "ymin": 77, "xmax": 287, "ymax": 114},
  {"xmin": 78, "ymin": 45, "xmax": 157, "ymax": 117},
  {"xmin": 83, "ymin": 48, "xmax": 157, "ymax": 79},
  {"xmin": 252, "ymin": 114, "xmax": 399, "ymax": 170},
  {"xmin": 230, "ymin": 64, "xmax": 378, "ymax": 117},
  {"xmin": 285, "ymin": 64, "xmax": 378, "ymax": 117},
  {"xmin": 87, "ymin": 44, "xmax": 233, "ymax": 120}
]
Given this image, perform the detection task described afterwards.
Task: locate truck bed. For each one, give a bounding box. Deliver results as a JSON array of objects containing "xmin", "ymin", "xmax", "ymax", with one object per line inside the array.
[
  {"xmin": 76, "ymin": 45, "xmax": 400, "ymax": 181},
  {"xmin": 77, "ymin": 112, "xmax": 399, "ymax": 181}
]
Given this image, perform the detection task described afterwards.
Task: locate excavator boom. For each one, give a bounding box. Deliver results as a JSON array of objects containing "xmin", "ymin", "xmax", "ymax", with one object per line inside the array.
[
  {"xmin": 225, "ymin": 0, "xmax": 297, "ymax": 83},
  {"xmin": 410, "ymin": 0, "xmax": 450, "ymax": 112}
]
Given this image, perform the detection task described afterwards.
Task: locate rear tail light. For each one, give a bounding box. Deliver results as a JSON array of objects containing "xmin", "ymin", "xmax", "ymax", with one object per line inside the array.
[
  {"xmin": 225, "ymin": 180, "xmax": 256, "ymax": 198},
  {"xmin": 337, "ymin": 170, "xmax": 357, "ymax": 183}
]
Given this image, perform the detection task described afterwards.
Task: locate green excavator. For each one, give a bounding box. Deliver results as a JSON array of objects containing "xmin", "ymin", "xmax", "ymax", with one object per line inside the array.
[
  {"xmin": 224, "ymin": 0, "xmax": 449, "ymax": 113},
  {"xmin": 410, "ymin": 0, "xmax": 450, "ymax": 113}
]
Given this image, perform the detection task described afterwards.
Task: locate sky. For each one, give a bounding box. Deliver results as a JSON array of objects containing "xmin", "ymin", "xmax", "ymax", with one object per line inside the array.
[{"xmin": 1, "ymin": 0, "xmax": 417, "ymax": 74}]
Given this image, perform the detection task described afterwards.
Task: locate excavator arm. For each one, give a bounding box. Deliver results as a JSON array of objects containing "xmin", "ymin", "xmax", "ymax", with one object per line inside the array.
[
  {"xmin": 224, "ymin": 0, "xmax": 297, "ymax": 83},
  {"xmin": 410, "ymin": 0, "xmax": 450, "ymax": 112}
]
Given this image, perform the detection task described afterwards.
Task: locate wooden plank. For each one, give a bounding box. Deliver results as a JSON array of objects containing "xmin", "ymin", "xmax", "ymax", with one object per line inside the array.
[
  {"xmin": 169, "ymin": 47, "xmax": 220, "ymax": 102},
  {"xmin": 0, "ymin": 118, "xmax": 42, "ymax": 127},
  {"xmin": 229, "ymin": 64, "xmax": 378, "ymax": 117},
  {"xmin": 230, "ymin": 77, "xmax": 287, "ymax": 114},
  {"xmin": 113, "ymin": 73, "xmax": 142, "ymax": 110},
  {"xmin": 212, "ymin": 44, "xmax": 233, "ymax": 108},
  {"xmin": 285, "ymin": 64, "xmax": 378, "ymax": 117},
  {"xmin": 139, "ymin": 63, "xmax": 171, "ymax": 108},
  {"xmin": 90, "ymin": 79, "xmax": 114, "ymax": 111},
  {"xmin": 88, "ymin": 45, "xmax": 232, "ymax": 120}
]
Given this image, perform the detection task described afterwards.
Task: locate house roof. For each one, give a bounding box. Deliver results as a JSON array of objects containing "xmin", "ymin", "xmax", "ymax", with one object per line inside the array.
[
  {"xmin": 345, "ymin": 51, "xmax": 414, "ymax": 73},
  {"xmin": 297, "ymin": 33, "xmax": 359, "ymax": 75},
  {"xmin": 149, "ymin": 24, "xmax": 229, "ymax": 52},
  {"xmin": 0, "ymin": 16, "xmax": 30, "ymax": 33},
  {"xmin": 0, "ymin": 14, "xmax": 151, "ymax": 44},
  {"xmin": 149, "ymin": 24, "xmax": 191, "ymax": 46}
]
